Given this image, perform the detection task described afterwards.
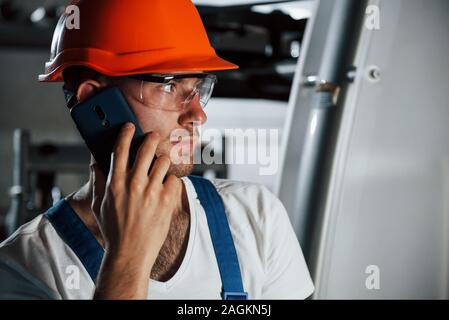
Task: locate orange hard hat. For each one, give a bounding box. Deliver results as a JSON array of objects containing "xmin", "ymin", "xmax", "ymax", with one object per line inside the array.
[{"xmin": 39, "ymin": 0, "xmax": 238, "ymax": 82}]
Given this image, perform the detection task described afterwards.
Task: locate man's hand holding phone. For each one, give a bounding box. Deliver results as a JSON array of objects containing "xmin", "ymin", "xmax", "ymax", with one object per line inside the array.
[{"xmin": 90, "ymin": 123, "xmax": 182, "ymax": 299}]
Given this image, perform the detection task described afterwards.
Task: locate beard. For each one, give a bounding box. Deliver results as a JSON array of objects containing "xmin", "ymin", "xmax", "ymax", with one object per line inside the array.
[
  {"xmin": 157, "ymin": 139, "xmax": 197, "ymax": 178},
  {"xmin": 167, "ymin": 162, "xmax": 194, "ymax": 178}
]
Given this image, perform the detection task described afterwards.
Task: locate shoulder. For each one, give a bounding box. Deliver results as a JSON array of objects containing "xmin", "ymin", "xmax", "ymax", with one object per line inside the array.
[
  {"xmin": 0, "ymin": 213, "xmax": 67, "ymax": 273},
  {"xmin": 0, "ymin": 212, "xmax": 68, "ymax": 290},
  {"xmin": 0, "ymin": 214, "xmax": 54, "ymax": 256},
  {"xmin": 210, "ymin": 177, "xmax": 269, "ymax": 195},
  {"xmin": 185, "ymin": 176, "xmax": 287, "ymax": 244},
  {"xmin": 203, "ymin": 177, "xmax": 291, "ymax": 246},
  {"xmin": 210, "ymin": 177, "xmax": 280, "ymax": 208}
]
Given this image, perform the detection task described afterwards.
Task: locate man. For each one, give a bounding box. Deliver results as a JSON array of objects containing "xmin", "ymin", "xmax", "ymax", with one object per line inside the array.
[{"xmin": 0, "ymin": 0, "xmax": 314, "ymax": 299}]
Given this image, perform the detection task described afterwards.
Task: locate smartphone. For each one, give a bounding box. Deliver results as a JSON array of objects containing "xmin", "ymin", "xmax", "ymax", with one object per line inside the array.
[{"xmin": 70, "ymin": 86, "xmax": 148, "ymax": 177}]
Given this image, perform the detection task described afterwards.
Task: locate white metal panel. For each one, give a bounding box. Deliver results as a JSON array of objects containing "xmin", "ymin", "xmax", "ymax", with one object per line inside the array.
[{"xmin": 314, "ymin": 0, "xmax": 449, "ymax": 298}]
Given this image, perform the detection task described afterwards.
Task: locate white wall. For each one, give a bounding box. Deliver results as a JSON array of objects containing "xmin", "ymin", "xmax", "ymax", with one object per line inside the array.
[{"xmin": 203, "ymin": 98, "xmax": 288, "ymax": 190}]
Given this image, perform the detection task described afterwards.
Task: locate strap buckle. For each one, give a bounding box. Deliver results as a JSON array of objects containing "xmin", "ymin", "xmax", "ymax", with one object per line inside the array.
[{"xmin": 222, "ymin": 291, "xmax": 249, "ymax": 300}]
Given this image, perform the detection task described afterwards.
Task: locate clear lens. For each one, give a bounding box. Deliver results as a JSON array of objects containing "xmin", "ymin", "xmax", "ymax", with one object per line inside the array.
[{"xmin": 138, "ymin": 75, "xmax": 216, "ymax": 111}]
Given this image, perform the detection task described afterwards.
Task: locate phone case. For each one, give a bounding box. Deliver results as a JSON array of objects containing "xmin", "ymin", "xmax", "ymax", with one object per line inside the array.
[{"xmin": 70, "ymin": 86, "xmax": 145, "ymax": 176}]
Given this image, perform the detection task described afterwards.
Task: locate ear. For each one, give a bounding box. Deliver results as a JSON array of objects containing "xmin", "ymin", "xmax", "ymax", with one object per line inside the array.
[{"xmin": 76, "ymin": 80, "xmax": 106, "ymax": 104}]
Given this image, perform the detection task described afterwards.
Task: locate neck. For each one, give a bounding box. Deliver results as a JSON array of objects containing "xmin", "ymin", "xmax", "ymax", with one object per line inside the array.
[{"xmin": 66, "ymin": 179, "xmax": 100, "ymax": 245}]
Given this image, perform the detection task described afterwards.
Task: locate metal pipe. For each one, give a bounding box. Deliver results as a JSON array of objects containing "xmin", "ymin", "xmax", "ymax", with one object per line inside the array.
[
  {"xmin": 276, "ymin": 0, "xmax": 367, "ymax": 260},
  {"xmin": 300, "ymin": 0, "xmax": 367, "ymax": 267}
]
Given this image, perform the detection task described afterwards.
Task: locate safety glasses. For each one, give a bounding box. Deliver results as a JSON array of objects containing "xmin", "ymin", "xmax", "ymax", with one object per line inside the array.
[{"xmin": 128, "ymin": 73, "xmax": 217, "ymax": 111}]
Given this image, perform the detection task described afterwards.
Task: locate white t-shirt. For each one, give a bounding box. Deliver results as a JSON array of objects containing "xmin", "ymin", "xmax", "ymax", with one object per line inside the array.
[{"xmin": 0, "ymin": 177, "xmax": 314, "ymax": 299}]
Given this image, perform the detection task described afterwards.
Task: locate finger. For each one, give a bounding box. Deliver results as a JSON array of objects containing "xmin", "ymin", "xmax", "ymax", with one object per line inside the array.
[
  {"xmin": 91, "ymin": 163, "xmax": 106, "ymax": 216},
  {"xmin": 111, "ymin": 123, "xmax": 135, "ymax": 180},
  {"xmin": 132, "ymin": 131, "xmax": 160, "ymax": 179},
  {"xmin": 147, "ymin": 155, "xmax": 171, "ymax": 187},
  {"xmin": 163, "ymin": 175, "xmax": 183, "ymax": 198}
]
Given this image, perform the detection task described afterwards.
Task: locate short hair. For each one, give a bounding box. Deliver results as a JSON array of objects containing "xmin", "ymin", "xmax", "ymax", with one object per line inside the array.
[
  {"xmin": 62, "ymin": 66, "xmax": 104, "ymax": 108},
  {"xmin": 63, "ymin": 66, "xmax": 100, "ymax": 92}
]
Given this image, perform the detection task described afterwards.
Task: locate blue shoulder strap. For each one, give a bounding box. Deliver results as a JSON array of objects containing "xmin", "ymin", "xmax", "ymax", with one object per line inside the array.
[
  {"xmin": 45, "ymin": 176, "xmax": 247, "ymax": 300},
  {"xmin": 188, "ymin": 175, "xmax": 248, "ymax": 300},
  {"xmin": 44, "ymin": 200, "xmax": 104, "ymax": 282}
]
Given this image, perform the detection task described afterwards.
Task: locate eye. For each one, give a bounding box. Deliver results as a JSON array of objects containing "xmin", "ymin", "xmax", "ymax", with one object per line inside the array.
[{"xmin": 160, "ymin": 81, "xmax": 176, "ymax": 94}]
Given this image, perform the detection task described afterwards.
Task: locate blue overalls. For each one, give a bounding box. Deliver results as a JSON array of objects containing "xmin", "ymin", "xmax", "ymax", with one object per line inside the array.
[{"xmin": 45, "ymin": 175, "xmax": 248, "ymax": 300}]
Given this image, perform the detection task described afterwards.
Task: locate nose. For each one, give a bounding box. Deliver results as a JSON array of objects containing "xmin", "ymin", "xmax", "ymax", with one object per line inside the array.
[{"xmin": 178, "ymin": 94, "xmax": 207, "ymax": 127}]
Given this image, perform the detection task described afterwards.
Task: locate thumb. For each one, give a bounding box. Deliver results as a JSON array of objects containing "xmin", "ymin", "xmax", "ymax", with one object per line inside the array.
[{"xmin": 91, "ymin": 163, "xmax": 106, "ymax": 217}]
